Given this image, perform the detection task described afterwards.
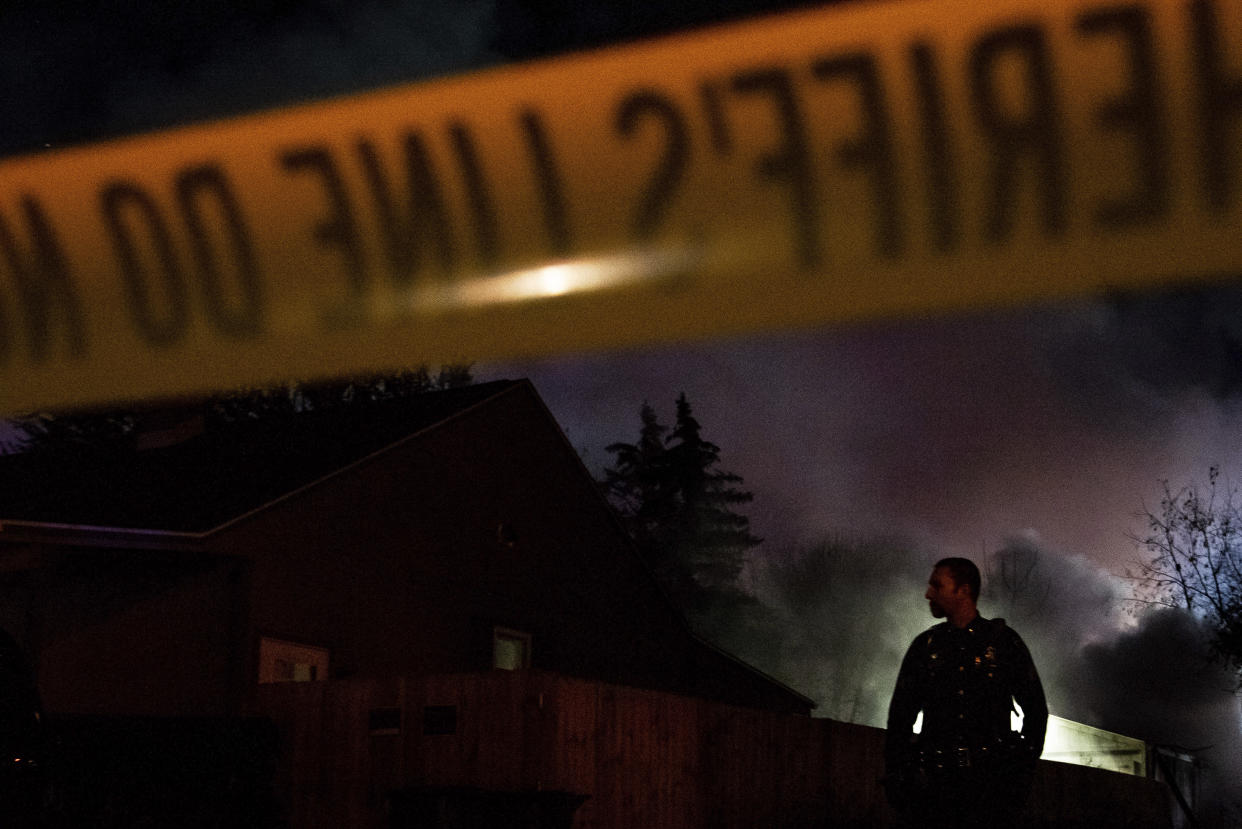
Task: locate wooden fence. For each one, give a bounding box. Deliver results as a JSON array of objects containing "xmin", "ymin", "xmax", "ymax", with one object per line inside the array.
[{"xmin": 251, "ymin": 670, "xmax": 1172, "ymax": 829}]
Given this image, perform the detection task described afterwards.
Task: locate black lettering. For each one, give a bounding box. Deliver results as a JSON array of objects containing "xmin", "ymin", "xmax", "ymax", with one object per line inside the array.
[
  {"xmin": 279, "ymin": 146, "xmax": 367, "ymax": 324},
  {"xmin": 1192, "ymin": 0, "xmax": 1242, "ymax": 212},
  {"xmin": 969, "ymin": 25, "xmax": 1067, "ymax": 241},
  {"xmin": 448, "ymin": 124, "xmax": 500, "ymax": 270},
  {"xmin": 910, "ymin": 41, "xmax": 961, "ymax": 252},
  {"xmin": 1077, "ymin": 6, "xmax": 1169, "ymax": 228},
  {"xmin": 520, "ymin": 110, "xmax": 573, "ymax": 256},
  {"xmin": 699, "ymin": 81, "xmax": 733, "ymax": 155},
  {"xmin": 0, "ymin": 197, "xmax": 85, "ymax": 365},
  {"xmin": 0, "ymin": 268, "xmax": 7, "ymax": 364},
  {"xmin": 730, "ymin": 67, "xmax": 820, "ymax": 268},
  {"xmin": 813, "ymin": 54, "xmax": 903, "ymax": 257},
  {"xmin": 101, "ymin": 182, "xmax": 190, "ymax": 347},
  {"xmin": 175, "ymin": 164, "xmax": 264, "ymax": 338},
  {"xmin": 615, "ymin": 90, "xmax": 690, "ymax": 242},
  {"xmin": 356, "ymin": 134, "xmax": 456, "ymax": 285}
]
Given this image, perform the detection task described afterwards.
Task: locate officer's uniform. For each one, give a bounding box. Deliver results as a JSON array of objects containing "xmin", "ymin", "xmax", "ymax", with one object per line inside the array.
[{"xmin": 884, "ymin": 614, "xmax": 1047, "ymax": 829}]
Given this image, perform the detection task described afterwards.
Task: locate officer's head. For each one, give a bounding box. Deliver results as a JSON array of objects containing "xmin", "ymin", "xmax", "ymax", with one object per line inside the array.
[{"xmin": 925, "ymin": 557, "xmax": 979, "ymax": 619}]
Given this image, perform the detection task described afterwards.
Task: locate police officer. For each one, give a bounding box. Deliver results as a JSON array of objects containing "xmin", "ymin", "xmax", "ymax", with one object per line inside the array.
[{"xmin": 884, "ymin": 557, "xmax": 1047, "ymax": 829}]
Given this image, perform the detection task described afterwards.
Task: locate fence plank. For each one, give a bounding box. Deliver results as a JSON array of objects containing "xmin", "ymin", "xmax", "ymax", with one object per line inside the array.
[{"xmin": 253, "ymin": 672, "xmax": 1174, "ymax": 829}]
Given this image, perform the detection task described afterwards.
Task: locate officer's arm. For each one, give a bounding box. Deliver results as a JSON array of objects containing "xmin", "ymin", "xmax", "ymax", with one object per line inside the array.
[
  {"xmin": 1010, "ymin": 631, "xmax": 1048, "ymax": 761},
  {"xmin": 885, "ymin": 637, "xmax": 924, "ymax": 773}
]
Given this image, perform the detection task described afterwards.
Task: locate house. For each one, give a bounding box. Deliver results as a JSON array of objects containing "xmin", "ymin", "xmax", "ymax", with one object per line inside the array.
[
  {"xmin": 0, "ymin": 382, "xmax": 1184, "ymax": 829},
  {"xmin": 0, "ymin": 380, "xmax": 812, "ymax": 720}
]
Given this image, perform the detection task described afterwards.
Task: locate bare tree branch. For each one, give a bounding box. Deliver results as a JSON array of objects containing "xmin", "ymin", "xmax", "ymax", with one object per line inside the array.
[{"xmin": 1130, "ymin": 468, "xmax": 1242, "ymax": 688}]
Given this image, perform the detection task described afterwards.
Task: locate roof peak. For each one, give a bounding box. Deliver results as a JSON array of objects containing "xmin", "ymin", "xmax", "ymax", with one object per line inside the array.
[{"xmin": 0, "ymin": 379, "xmax": 526, "ymax": 532}]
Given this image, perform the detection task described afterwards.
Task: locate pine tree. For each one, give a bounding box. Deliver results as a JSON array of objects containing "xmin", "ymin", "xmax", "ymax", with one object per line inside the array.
[
  {"xmin": 665, "ymin": 393, "xmax": 761, "ymax": 596},
  {"xmin": 602, "ymin": 404, "xmax": 679, "ymax": 584},
  {"xmin": 602, "ymin": 393, "xmax": 760, "ymax": 613}
]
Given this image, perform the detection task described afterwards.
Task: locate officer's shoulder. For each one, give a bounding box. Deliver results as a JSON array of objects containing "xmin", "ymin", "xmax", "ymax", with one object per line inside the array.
[
  {"xmin": 913, "ymin": 621, "xmax": 951, "ymax": 644},
  {"xmin": 984, "ymin": 616, "xmax": 1029, "ymax": 642}
]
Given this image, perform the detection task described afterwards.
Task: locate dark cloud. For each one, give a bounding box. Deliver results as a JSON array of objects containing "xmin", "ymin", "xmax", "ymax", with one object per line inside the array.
[
  {"xmin": 1071, "ymin": 608, "xmax": 1242, "ymax": 825},
  {"xmin": 1036, "ymin": 281, "xmax": 1242, "ymax": 423},
  {"xmin": 491, "ymin": 0, "xmax": 825, "ymax": 58},
  {"xmin": 0, "ymin": 0, "xmax": 834, "ymax": 157},
  {"xmin": 0, "ymin": 0, "xmax": 498, "ymax": 155},
  {"xmin": 1074, "ymin": 609, "xmax": 1237, "ymax": 744},
  {"xmin": 1106, "ymin": 283, "xmax": 1242, "ymax": 400}
]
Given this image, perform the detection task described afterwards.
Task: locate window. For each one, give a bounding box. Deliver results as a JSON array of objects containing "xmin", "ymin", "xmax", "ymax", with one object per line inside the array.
[
  {"xmin": 258, "ymin": 636, "xmax": 329, "ymax": 684},
  {"xmin": 492, "ymin": 627, "xmax": 531, "ymax": 671}
]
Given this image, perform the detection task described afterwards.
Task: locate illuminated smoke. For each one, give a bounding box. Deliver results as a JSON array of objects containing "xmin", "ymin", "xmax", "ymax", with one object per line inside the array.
[{"xmin": 710, "ymin": 534, "xmax": 1242, "ymax": 826}]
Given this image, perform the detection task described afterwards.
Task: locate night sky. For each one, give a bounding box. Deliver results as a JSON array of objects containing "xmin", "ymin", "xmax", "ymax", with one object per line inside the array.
[
  {"xmin": 479, "ymin": 293, "xmax": 1242, "ymax": 572},
  {"xmin": 4, "ymin": 0, "xmax": 1242, "ymax": 815}
]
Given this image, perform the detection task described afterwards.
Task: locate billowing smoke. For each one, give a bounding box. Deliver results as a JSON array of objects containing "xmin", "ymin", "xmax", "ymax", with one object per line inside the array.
[
  {"xmin": 1071, "ymin": 609, "xmax": 1242, "ymax": 826},
  {"xmin": 1051, "ymin": 282, "xmax": 1242, "ymax": 404},
  {"xmin": 706, "ymin": 534, "xmax": 1242, "ymax": 826},
  {"xmin": 718, "ymin": 536, "xmax": 932, "ymax": 727},
  {"xmin": 717, "ymin": 533, "xmax": 1124, "ymax": 726},
  {"xmin": 978, "ymin": 534, "xmax": 1124, "ymax": 720}
]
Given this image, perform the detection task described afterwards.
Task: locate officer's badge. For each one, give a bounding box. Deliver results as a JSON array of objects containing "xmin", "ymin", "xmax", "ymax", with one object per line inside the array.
[{"xmin": 984, "ymin": 646, "xmax": 997, "ymax": 666}]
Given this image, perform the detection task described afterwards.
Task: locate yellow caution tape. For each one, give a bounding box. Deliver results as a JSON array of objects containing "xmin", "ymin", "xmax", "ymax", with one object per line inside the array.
[{"xmin": 2, "ymin": 0, "xmax": 1241, "ymax": 413}]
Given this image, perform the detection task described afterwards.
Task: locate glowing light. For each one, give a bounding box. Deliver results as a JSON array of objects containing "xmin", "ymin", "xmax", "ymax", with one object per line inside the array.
[
  {"xmin": 535, "ymin": 264, "xmax": 574, "ymax": 297},
  {"xmin": 1041, "ymin": 715, "xmax": 1147, "ymax": 775},
  {"xmin": 413, "ymin": 248, "xmax": 696, "ymax": 311},
  {"xmin": 1011, "ymin": 700, "xmax": 1025, "ymax": 732}
]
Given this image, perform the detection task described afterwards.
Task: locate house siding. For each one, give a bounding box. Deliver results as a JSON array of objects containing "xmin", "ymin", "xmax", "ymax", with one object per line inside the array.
[
  {"xmin": 2, "ymin": 381, "xmax": 809, "ymax": 719},
  {"xmin": 210, "ymin": 384, "xmax": 721, "ymax": 700},
  {"xmin": 34, "ymin": 553, "xmax": 240, "ymax": 716}
]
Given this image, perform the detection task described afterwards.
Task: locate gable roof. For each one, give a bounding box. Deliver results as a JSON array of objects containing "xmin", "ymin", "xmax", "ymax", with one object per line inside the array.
[
  {"xmin": 0, "ymin": 380, "xmax": 521, "ymax": 533},
  {"xmin": 1, "ymin": 378, "xmax": 818, "ymax": 713}
]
